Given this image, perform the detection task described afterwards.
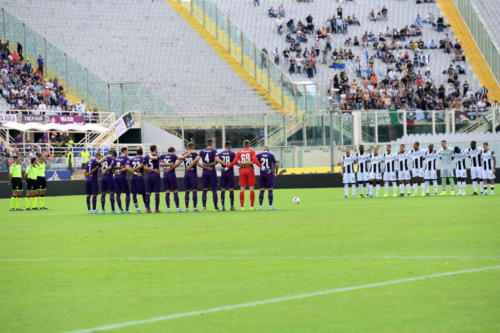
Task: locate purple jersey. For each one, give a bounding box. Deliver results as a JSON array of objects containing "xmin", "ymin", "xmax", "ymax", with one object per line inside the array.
[
  {"xmin": 218, "ymin": 150, "xmax": 236, "ymax": 167},
  {"xmin": 199, "ymin": 148, "xmax": 217, "ymax": 166},
  {"xmin": 143, "ymin": 154, "xmax": 160, "ymax": 173},
  {"xmin": 101, "ymin": 156, "xmax": 115, "ymax": 179},
  {"xmin": 86, "ymin": 158, "xmax": 100, "ymax": 181},
  {"xmin": 114, "ymin": 155, "xmax": 130, "ymax": 179},
  {"xmin": 256, "ymin": 152, "xmax": 277, "ymax": 171},
  {"xmin": 130, "ymin": 156, "xmax": 145, "ymax": 179},
  {"xmin": 160, "ymin": 153, "xmax": 178, "ymax": 175},
  {"xmin": 183, "ymin": 152, "xmax": 198, "ymax": 173}
]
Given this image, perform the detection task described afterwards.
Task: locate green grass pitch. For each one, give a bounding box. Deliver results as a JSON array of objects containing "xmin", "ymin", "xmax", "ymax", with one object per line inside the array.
[{"xmin": 1, "ymin": 187, "xmax": 499, "ymax": 332}]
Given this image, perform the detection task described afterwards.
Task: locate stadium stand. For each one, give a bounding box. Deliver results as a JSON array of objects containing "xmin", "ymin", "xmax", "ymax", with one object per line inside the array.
[
  {"xmin": 0, "ymin": 0, "xmax": 275, "ymax": 114},
  {"xmin": 214, "ymin": 0, "xmax": 490, "ymax": 110},
  {"xmin": 470, "ymin": 0, "xmax": 500, "ymax": 49}
]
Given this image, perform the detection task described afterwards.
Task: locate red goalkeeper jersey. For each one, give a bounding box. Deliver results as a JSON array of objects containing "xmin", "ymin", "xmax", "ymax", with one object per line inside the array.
[{"xmin": 227, "ymin": 148, "xmax": 262, "ymax": 169}]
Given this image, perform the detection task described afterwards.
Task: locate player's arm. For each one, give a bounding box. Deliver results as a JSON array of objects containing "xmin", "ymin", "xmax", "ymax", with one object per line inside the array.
[
  {"xmin": 143, "ymin": 158, "xmax": 152, "ymax": 172},
  {"xmin": 226, "ymin": 151, "xmax": 241, "ymax": 169},
  {"xmin": 186, "ymin": 155, "xmax": 201, "ymax": 171},
  {"xmin": 250, "ymin": 151, "xmax": 263, "ymax": 168},
  {"xmin": 215, "ymin": 155, "xmax": 226, "ymax": 167}
]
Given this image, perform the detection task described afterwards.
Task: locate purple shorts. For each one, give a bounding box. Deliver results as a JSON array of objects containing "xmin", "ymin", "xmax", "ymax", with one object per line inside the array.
[
  {"xmin": 101, "ymin": 175, "xmax": 114, "ymax": 193},
  {"xmin": 114, "ymin": 177, "xmax": 130, "ymax": 194},
  {"xmin": 163, "ymin": 172, "xmax": 178, "ymax": 191},
  {"xmin": 86, "ymin": 180, "xmax": 99, "ymax": 196},
  {"xmin": 130, "ymin": 177, "xmax": 145, "ymax": 195},
  {"xmin": 259, "ymin": 174, "xmax": 275, "ymax": 189},
  {"xmin": 220, "ymin": 170, "xmax": 235, "ymax": 189},
  {"xmin": 201, "ymin": 170, "xmax": 217, "ymax": 190},
  {"xmin": 184, "ymin": 172, "xmax": 198, "ymax": 191},
  {"xmin": 146, "ymin": 173, "xmax": 161, "ymax": 193}
]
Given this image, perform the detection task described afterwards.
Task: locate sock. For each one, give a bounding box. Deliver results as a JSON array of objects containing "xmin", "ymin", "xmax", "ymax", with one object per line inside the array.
[
  {"xmin": 351, "ymin": 184, "xmax": 356, "ymax": 196},
  {"xmin": 240, "ymin": 191, "xmax": 245, "ymax": 207},
  {"xmin": 268, "ymin": 190, "xmax": 274, "ymax": 205},
  {"xmin": 483, "ymin": 183, "xmax": 488, "ymax": 194},
  {"xmin": 86, "ymin": 196, "xmax": 91, "ymax": 210},
  {"xmin": 472, "ymin": 181, "xmax": 477, "ymax": 192},
  {"xmin": 376, "ymin": 184, "xmax": 380, "ymax": 196},
  {"xmin": 384, "ymin": 182, "xmax": 389, "ymax": 194},
  {"xmin": 259, "ymin": 190, "xmax": 265, "ymax": 205},
  {"xmin": 92, "ymin": 196, "xmax": 97, "ymax": 210},
  {"xmin": 413, "ymin": 183, "xmax": 418, "ymax": 193},
  {"xmin": 221, "ymin": 190, "xmax": 226, "ymax": 207},
  {"xmin": 358, "ymin": 183, "xmax": 364, "ymax": 196},
  {"xmin": 155, "ymin": 193, "xmax": 160, "ymax": 210},
  {"xmin": 368, "ymin": 183, "xmax": 373, "ymax": 195},
  {"xmin": 449, "ymin": 178, "xmax": 455, "ymax": 191},
  {"xmin": 133, "ymin": 194, "xmax": 139, "ymax": 209},
  {"xmin": 165, "ymin": 192, "xmax": 171, "ymax": 208},
  {"xmin": 193, "ymin": 191, "xmax": 198, "ymax": 208},
  {"xmin": 101, "ymin": 194, "xmax": 106, "ymax": 210},
  {"xmin": 16, "ymin": 196, "xmax": 21, "ymax": 209},
  {"xmin": 202, "ymin": 189, "xmax": 208, "ymax": 208},
  {"xmin": 230, "ymin": 191, "xmax": 235, "ymax": 207},
  {"xmin": 110, "ymin": 194, "xmax": 115, "ymax": 211},
  {"xmin": 116, "ymin": 194, "xmax": 123, "ymax": 211},
  {"xmin": 344, "ymin": 184, "xmax": 348, "ymax": 195},
  {"xmin": 212, "ymin": 190, "xmax": 218, "ymax": 209},
  {"xmin": 480, "ymin": 182, "xmax": 484, "ymax": 193},
  {"xmin": 490, "ymin": 185, "xmax": 494, "ymax": 194},
  {"xmin": 125, "ymin": 193, "xmax": 130, "ymax": 211},
  {"xmin": 39, "ymin": 195, "xmax": 44, "ymax": 208},
  {"xmin": 433, "ymin": 180, "xmax": 438, "ymax": 194},
  {"xmin": 421, "ymin": 183, "xmax": 425, "ymax": 194},
  {"xmin": 406, "ymin": 183, "xmax": 411, "ymax": 194},
  {"xmin": 400, "ymin": 183, "xmax": 405, "ymax": 193},
  {"xmin": 32, "ymin": 196, "xmax": 37, "ymax": 208},
  {"xmin": 441, "ymin": 178, "xmax": 446, "ymax": 191},
  {"xmin": 424, "ymin": 181, "xmax": 430, "ymax": 193},
  {"xmin": 173, "ymin": 192, "xmax": 180, "ymax": 208},
  {"xmin": 145, "ymin": 194, "xmax": 151, "ymax": 210},
  {"xmin": 26, "ymin": 197, "xmax": 30, "ymax": 209},
  {"xmin": 10, "ymin": 196, "xmax": 15, "ymax": 209},
  {"xmin": 185, "ymin": 192, "xmax": 190, "ymax": 209},
  {"xmin": 250, "ymin": 190, "xmax": 255, "ymax": 207},
  {"xmin": 392, "ymin": 182, "xmax": 397, "ymax": 193}
]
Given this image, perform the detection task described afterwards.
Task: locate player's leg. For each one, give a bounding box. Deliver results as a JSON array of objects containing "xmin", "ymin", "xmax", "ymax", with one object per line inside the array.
[
  {"xmin": 383, "ymin": 173, "xmax": 389, "ymax": 197},
  {"xmin": 440, "ymin": 174, "xmax": 447, "ymax": 194},
  {"xmin": 192, "ymin": 189, "xmax": 199, "ymax": 211},
  {"xmin": 489, "ymin": 177, "xmax": 495, "ymax": 195},
  {"xmin": 229, "ymin": 188, "xmax": 235, "ymax": 210},
  {"xmin": 391, "ymin": 174, "xmax": 397, "ymax": 196},
  {"xmin": 267, "ymin": 175, "xmax": 276, "ymax": 209},
  {"xmin": 173, "ymin": 190, "xmax": 181, "ymax": 211},
  {"xmin": 201, "ymin": 172, "xmax": 208, "ymax": 210},
  {"xmin": 448, "ymin": 177, "xmax": 455, "ymax": 194},
  {"xmin": 185, "ymin": 190, "xmax": 190, "ymax": 211},
  {"xmin": 220, "ymin": 187, "xmax": 226, "ymax": 210},
  {"xmin": 258, "ymin": 174, "xmax": 266, "ymax": 209},
  {"xmin": 163, "ymin": 176, "xmax": 171, "ymax": 211},
  {"xmin": 38, "ymin": 178, "xmax": 46, "ymax": 209},
  {"xmin": 249, "ymin": 185, "xmax": 256, "ymax": 208},
  {"xmin": 350, "ymin": 174, "xmax": 357, "ymax": 197},
  {"xmin": 210, "ymin": 172, "xmax": 219, "ymax": 210},
  {"xmin": 123, "ymin": 180, "xmax": 131, "ymax": 212},
  {"xmin": 343, "ymin": 172, "xmax": 349, "ymax": 198},
  {"xmin": 367, "ymin": 177, "xmax": 373, "ymax": 197},
  {"xmin": 10, "ymin": 188, "xmax": 15, "ymax": 211},
  {"xmin": 115, "ymin": 180, "xmax": 124, "ymax": 212},
  {"xmin": 145, "ymin": 177, "xmax": 153, "ymax": 213},
  {"xmin": 375, "ymin": 179, "xmax": 381, "ymax": 197},
  {"xmin": 482, "ymin": 178, "xmax": 489, "ymax": 195},
  {"xmin": 471, "ymin": 168, "xmax": 478, "ymax": 195},
  {"xmin": 239, "ymin": 170, "xmax": 248, "ymax": 208},
  {"xmin": 249, "ymin": 171, "xmax": 257, "ymax": 208},
  {"xmin": 170, "ymin": 175, "xmax": 181, "ymax": 211},
  {"xmin": 130, "ymin": 179, "xmax": 140, "ymax": 212}
]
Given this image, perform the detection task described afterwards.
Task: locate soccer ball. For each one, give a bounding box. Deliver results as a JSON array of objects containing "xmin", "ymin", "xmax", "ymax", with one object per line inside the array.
[{"xmin": 292, "ymin": 197, "xmax": 301, "ymax": 204}]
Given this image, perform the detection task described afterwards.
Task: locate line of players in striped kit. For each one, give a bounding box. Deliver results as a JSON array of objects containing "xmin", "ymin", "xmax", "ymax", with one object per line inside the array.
[
  {"xmin": 341, "ymin": 140, "xmax": 496, "ymax": 198},
  {"xmin": 84, "ymin": 140, "xmax": 279, "ymax": 213}
]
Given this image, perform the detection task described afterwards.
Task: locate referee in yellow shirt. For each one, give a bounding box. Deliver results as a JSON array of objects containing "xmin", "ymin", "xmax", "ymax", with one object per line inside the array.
[
  {"xmin": 36, "ymin": 153, "xmax": 47, "ymax": 209},
  {"xmin": 9, "ymin": 156, "xmax": 23, "ymax": 211},
  {"xmin": 24, "ymin": 157, "xmax": 38, "ymax": 210}
]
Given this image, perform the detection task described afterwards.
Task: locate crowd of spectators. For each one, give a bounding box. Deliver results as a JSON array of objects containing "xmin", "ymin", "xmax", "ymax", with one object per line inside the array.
[{"xmin": 263, "ymin": 2, "xmax": 492, "ymax": 118}]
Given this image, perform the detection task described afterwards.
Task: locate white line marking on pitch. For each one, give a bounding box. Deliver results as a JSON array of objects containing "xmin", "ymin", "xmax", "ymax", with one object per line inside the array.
[
  {"xmin": 2, "ymin": 255, "xmax": 500, "ymax": 263},
  {"xmin": 65, "ymin": 265, "xmax": 500, "ymax": 333}
]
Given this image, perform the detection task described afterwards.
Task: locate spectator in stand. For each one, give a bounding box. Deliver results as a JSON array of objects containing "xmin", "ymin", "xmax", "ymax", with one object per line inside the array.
[{"xmin": 37, "ymin": 54, "xmax": 44, "ymax": 75}]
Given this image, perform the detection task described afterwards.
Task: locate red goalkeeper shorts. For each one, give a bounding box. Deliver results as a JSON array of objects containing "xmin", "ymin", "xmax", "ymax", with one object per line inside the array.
[{"xmin": 239, "ymin": 168, "xmax": 256, "ymax": 187}]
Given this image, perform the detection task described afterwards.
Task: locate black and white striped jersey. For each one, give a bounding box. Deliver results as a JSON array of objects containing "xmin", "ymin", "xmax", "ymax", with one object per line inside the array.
[
  {"xmin": 383, "ymin": 152, "xmax": 398, "ymax": 172},
  {"xmin": 356, "ymin": 152, "xmax": 371, "ymax": 173},
  {"xmin": 424, "ymin": 150, "xmax": 438, "ymax": 171},
  {"xmin": 481, "ymin": 150, "xmax": 495, "ymax": 170},
  {"xmin": 370, "ymin": 154, "xmax": 384, "ymax": 173},
  {"xmin": 453, "ymin": 151, "xmax": 467, "ymax": 170},
  {"xmin": 409, "ymin": 149, "xmax": 426, "ymax": 169},
  {"xmin": 397, "ymin": 151, "xmax": 410, "ymax": 171},
  {"xmin": 467, "ymin": 147, "xmax": 483, "ymax": 167},
  {"xmin": 342, "ymin": 154, "xmax": 356, "ymax": 173}
]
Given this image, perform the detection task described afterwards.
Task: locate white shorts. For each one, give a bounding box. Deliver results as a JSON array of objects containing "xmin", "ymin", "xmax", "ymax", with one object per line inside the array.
[
  {"xmin": 343, "ymin": 172, "xmax": 356, "ymax": 184},
  {"xmin": 383, "ymin": 172, "xmax": 397, "ymax": 182},
  {"xmin": 440, "ymin": 169, "xmax": 454, "ymax": 178},
  {"xmin": 412, "ymin": 168, "xmax": 424, "ymax": 178},
  {"xmin": 356, "ymin": 172, "xmax": 369, "ymax": 182},
  {"xmin": 398, "ymin": 170, "xmax": 411, "ymax": 181},
  {"xmin": 482, "ymin": 169, "xmax": 496, "ymax": 180},
  {"xmin": 369, "ymin": 172, "xmax": 382, "ymax": 180},
  {"xmin": 471, "ymin": 167, "xmax": 483, "ymax": 180},
  {"xmin": 455, "ymin": 169, "xmax": 467, "ymax": 179},
  {"xmin": 424, "ymin": 170, "xmax": 437, "ymax": 180}
]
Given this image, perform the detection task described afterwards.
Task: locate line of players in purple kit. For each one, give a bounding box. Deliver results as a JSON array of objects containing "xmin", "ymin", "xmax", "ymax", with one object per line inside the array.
[{"xmin": 84, "ymin": 140, "xmax": 279, "ymax": 213}]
